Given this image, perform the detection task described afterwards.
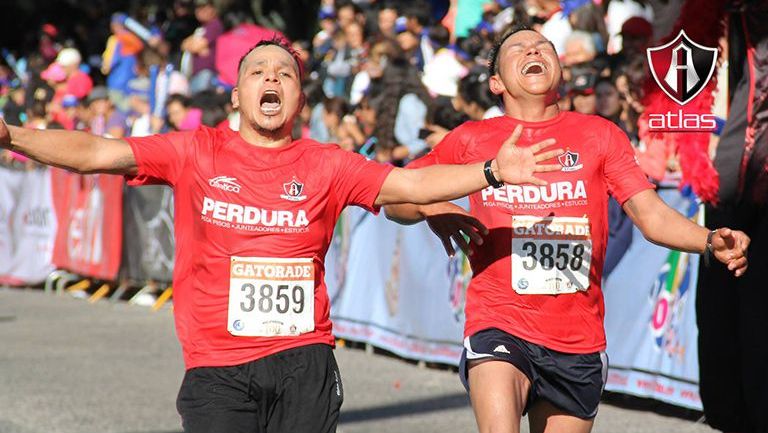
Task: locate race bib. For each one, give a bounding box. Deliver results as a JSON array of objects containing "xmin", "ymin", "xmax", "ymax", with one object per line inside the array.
[
  {"xmin": 228, "ymin": 257, "xmax": 315, "ymax": 337},
  {"xmin": 511, "ymin": 216, "xmax": 592, "ymax": 295}
]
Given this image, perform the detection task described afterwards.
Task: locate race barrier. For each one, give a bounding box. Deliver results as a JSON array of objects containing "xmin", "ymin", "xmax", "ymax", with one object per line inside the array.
[{"xmin": 0, "ymin": 166, "xmax": 703, "ymax": 410}]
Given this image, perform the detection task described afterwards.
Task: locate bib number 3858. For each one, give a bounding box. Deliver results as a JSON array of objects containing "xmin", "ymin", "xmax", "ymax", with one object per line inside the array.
[
  {"xmin": 511, "ymin": 216, "xmax": 592, "ymax": 295},
  {"xmin": 228, "ymin": 257, "xmax": 315, "ymax": 337}
]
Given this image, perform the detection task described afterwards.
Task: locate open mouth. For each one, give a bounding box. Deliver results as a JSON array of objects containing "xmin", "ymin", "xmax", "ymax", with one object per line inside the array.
[
  {"xmin": 260, "ymin": 90, "xmax": 282, "ymax": 115},
  {"xmin": 521, "ymin": 61, "xmax": 546, "ymax": 76}
]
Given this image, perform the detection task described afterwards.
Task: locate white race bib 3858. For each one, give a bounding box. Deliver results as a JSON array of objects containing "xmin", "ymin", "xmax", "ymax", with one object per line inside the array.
[
  {"xmin": 511, "ymin": 216, "xmax": 592, "ymax": 295},
  {"xmin": 228, "ymin": 257, "xmax": 315, "ymax": 337}
]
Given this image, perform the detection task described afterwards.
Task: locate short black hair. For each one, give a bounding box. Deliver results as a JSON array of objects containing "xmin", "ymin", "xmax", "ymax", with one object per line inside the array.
[
  {"xmin": 487, "ymin": 24, "xmax": 534, "ymax": 75},
  {"xmin": 237, "ymin": 36, "xmax": 304, "ymax": 82}
]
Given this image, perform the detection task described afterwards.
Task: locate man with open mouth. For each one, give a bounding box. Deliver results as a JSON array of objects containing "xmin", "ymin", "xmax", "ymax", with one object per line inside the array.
[
  {"xmin": 384, "ymin": 26, "xmax": 750, "ymax": 433},
  {"xmin": 0, "ymin": 36, "xmax": 568, "ymax": 433}
]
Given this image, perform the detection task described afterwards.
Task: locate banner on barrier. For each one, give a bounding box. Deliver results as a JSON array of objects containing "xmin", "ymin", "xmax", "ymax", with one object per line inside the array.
[
  {"xmin": 51, "ymin": 170, "xmax": 124, "ymax": 281},
  {"xmin": 0, "ymin": 167, "xmax": 57, "ymax": 285},
  {"xmin": 120, "ymin": 185, "xmax": 175, "ymax": 283},
  {"xmin": 603, "ymin": 188, "xmax": 702, "ymax": 410},
  {"xmin": 327, "ymin": 205, "xmax": 467, "ymax": 365}
]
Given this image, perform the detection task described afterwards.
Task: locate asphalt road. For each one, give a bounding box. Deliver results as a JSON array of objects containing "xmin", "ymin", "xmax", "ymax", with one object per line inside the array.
[{"xmin": 0, "ymin": 287, "xmax": 717, "ymax": 433}]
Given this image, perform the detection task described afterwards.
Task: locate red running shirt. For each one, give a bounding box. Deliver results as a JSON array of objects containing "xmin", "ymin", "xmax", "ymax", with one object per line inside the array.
[
  {"xmin": 126, "ymin": 126, "xmax": 393, "ymax": 369},
  {"xmin": 409, "ymin": 112, "xmax": 653, "ymax": 353}
]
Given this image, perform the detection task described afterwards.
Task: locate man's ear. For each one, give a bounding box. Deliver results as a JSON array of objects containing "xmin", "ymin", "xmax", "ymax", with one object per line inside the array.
[
  {"xmin": 489, "ymin": 74, "xmax": 505, "ymax": 96},
  {"xmin": 231, "ymin": 86, "xmax": 240, "ymax": 110},
  {"xmin": 299, "ymin": 92, "xmax": 306, "ymax": 110}
]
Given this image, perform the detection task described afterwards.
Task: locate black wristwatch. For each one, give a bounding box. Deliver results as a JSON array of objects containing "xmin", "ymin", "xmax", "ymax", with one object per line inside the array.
[
  {"xmin": 702, "ymin": 229, "xmax": 716, "ymax": 267},
  {"xmin": 484, "ymin": 159, "xmax": 504, "ymax": 188}
]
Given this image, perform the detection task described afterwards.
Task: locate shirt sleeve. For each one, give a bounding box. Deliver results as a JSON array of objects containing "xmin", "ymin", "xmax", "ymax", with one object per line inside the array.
[
  {"xmin": 406, "ymin": 125, "xmax": 469, "ymax": 169},
  {"xmin": 603, "ymin": 122, "xmax": 655, "ymax": 205},
  {"xmin": 333, "ymin": 149, "xmax": 395, "ymax": 213},
  {"xmin": 124, "ymin": 131, "xmax": 195, "ymax": 187}
]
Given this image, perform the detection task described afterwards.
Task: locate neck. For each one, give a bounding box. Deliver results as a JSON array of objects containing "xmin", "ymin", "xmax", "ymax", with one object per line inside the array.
[
  {"xmin": 503, "ymin": 94, "xmax": 560, "ymax": 122},
  {"xmin": 239, "ymin": 122, "xmax": 294, "ymax": 148}
]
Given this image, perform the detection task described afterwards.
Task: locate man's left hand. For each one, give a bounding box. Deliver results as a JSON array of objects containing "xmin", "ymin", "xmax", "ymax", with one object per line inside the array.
[{"xmin": 711, "ymin": 227, "xmax": 750, "ymax": 277}]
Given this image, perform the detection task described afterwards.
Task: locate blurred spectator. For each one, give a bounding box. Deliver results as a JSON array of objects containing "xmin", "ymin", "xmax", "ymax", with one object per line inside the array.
[
  {"xmin": 350, "ymin": 38, "xmax": 398, "ymax": 105},
  {"xmin": 605, "ymin": 0, "xmax": 654, "ymax": 54},
  {"xmin": 564, "ymin": 30, "xmax": 598, "ymax": 67},
  {"xmin": 595, "ymin": 77, "xmax": 636, "ymax": 143},
  {"xmin": 38, "ymin": 24, "xmax": 61, "ymax": 63},
  {"xmin": 55, "ymin": 48, "xmax": 93, "ymax": 101},
  {"xmin": 310, "ymin": 96, "xmax": 350, "ymax": 144},
  {"xmin": 537, "ymin": 0, "xmax": 574, "ymax": 57},
  {"xmin": 87, "ymin": 86, "xmax": 128, "ymax": 138},
  {"xmin": 610, "ymin": 16, "xmax": 653, "ymax": 71},
  {"xmin": 422, "ymin": 95, "xmax": 470, "ymax": 149},
  {"xmin": 568, "ymin": 2, "xmax": 609, "ymax": 53},
  {"xmin": 422, "ymin": 25, "xmax": 468, "ymax": 97},
  {"xmin": 335, "ymin": 0, "xmax": 364, "ymax": 30},
  {"xmin": 455, "ymin": 73, "xmax": 502, "ymax": 120},
  {"xmin": 165, "ymin": 93, "xmax": 201, "ymax": 131},
  {"xmin": 569, "ymin": 69, "xmax": 597, "ymax": 115},
  {"xmin": 102, "ymin": 15, "xmax": 144, "ymax": 112},
  {"xmin": 162, "ymin": 0, "xmax": 199, "ymax": 60},
  {"xmin": 376, "ymin": 2, "xmax": 399, "ymax": 37},
  {"xmin": 371, "ymin": 57, "xmax": 432, "ymax": 163},
  {"xmin": 181, "ymin": 0, "xmax": 224, "ymax": 93},
  {"xmin": 322, "ymin": 21, "xmax": 366, "ymax": 99},
  {"xmin": 403, "ymin": 3, "xmax": 434, "ymax": 71}
]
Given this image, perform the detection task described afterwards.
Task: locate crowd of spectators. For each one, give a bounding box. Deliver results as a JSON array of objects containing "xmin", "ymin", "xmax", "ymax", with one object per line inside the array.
[{"xmin": 0, "ymin": 0, "xmax": 677, "ymax": 174}]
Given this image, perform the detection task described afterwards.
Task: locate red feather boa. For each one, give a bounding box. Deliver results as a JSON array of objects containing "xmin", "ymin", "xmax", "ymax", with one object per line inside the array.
[{"xmin": 638, "ymin": 0, "xmax": 728, "ymax": 203}]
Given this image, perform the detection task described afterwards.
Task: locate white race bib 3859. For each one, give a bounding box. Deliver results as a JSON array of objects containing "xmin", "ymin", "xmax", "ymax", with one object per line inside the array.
[
  {"xmin": 511, "ymin": 216, "xmax": 592, "ymax": 295},
  {"xmin": 228, "ymin": 257, "xmax": 315, "ymax": 337}
]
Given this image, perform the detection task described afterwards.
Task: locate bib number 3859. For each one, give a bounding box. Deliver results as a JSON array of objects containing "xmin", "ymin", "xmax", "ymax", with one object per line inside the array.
[
  {"xmin": 228, "ymin": 257, "xmax": 315, "ymax": 337},
  {"xmin": 511, "ymin": 216, "xmax": 592, "ymax": 295}
]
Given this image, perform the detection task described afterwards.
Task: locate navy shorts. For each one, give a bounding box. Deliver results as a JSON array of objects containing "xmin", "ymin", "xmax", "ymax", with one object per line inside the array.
[{"xmin": 459, "ymin": 328, "xmax": 608, "ymax": 419}]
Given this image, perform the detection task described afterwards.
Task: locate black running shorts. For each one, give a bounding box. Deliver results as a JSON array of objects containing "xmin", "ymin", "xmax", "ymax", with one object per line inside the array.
[
  {"xmin": 459, "ymin": 328, "xmax": 608, "ymax": 419},
  {"xmin": 177, "ymin": 344, "xmax": 343, "ymax": 433}
]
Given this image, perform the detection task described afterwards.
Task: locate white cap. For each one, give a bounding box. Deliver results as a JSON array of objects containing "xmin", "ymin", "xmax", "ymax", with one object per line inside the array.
[{"xmin": 56, "ymin": 48, "xmax": 82, "ymax": 67}]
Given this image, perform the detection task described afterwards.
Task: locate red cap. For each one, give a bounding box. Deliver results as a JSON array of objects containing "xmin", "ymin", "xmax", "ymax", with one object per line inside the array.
[
  {"xmin": 42, "ymin": 23, "xmax": 58, "ymax": 37},
  {"xmin": 620, "ymin": 16, "xmax": 653, "ymax": 38}
]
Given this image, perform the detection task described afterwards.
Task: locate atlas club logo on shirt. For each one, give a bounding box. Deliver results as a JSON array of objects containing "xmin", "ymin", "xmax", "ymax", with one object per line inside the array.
[
  {"xmin": 646, "ymin": 30, "xmax": 718, "ymax": 132},
  {"xmin": 558, "ymin": 150, "xmax": 583, "ymax": 172},
  {"xmin": 208, "ymin": 175, "xmax": 242, "ymax": 193},
  {"xmin": 281, "ymin": 177, "xmax": 307, "ymax": 202}
]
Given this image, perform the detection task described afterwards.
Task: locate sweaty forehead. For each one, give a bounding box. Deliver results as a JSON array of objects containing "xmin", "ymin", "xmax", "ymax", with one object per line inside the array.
[{"xmin": 242, "ymin": 45, "xmax": 299, "ymax": 72}]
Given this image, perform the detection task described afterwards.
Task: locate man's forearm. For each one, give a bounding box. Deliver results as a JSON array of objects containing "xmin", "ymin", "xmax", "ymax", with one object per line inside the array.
[
  {"xmin": 624, "ymin": 190, "xmax": 708, "ymax": 254},
  {"xmin": 5, "ymin": 126, "xmax": 132, "ymax": 174},
  {"xmin": 377, "ymin": 161, "xmax": 493, "ymax": 206}
]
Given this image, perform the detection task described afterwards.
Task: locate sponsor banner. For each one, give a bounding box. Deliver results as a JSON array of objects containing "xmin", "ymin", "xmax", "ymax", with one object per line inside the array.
[
  {"xmin": 51, "ymin": 170, "xmax": 124, "ymax": 281},
  {"xmin": 603, "ymin": 188, "xmax": 702, "ymax": 410},
  {"xmin": 327, "ymin": 203, "xmax": 467, "ymax": 366},
  {"xmin": 0, "ymin": 166, "xmax": 23, "ymax": 279},
  {"xmin": 4, "ymin": 168, "xmax": 57, "ymax": 284},
  {"xmin": 120, "ymin": 185, "xmax": 175, "ymax": 283}
]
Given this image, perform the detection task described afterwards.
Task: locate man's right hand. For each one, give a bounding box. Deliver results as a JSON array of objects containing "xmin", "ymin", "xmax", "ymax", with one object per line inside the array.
[
  {"xmin": 423, "ymin": 202, "xmax": 488, "ymax": 257},
  {"xmin": 493, "ymin": 124, "xmax": 563, "ymax": 186}
]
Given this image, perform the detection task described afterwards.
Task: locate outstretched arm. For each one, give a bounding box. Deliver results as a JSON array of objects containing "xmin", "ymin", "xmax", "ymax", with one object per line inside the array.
[
  {"xmin": 623, "ymin": 189, "xmax": 750, "ymax": 276},
  {"xmin": 0, "ymin": 118, "xmax": 137, "ymax": 175},
  {"xmin": 375, "ymin": 125, "xmax": 562, "ymax": 206}
]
